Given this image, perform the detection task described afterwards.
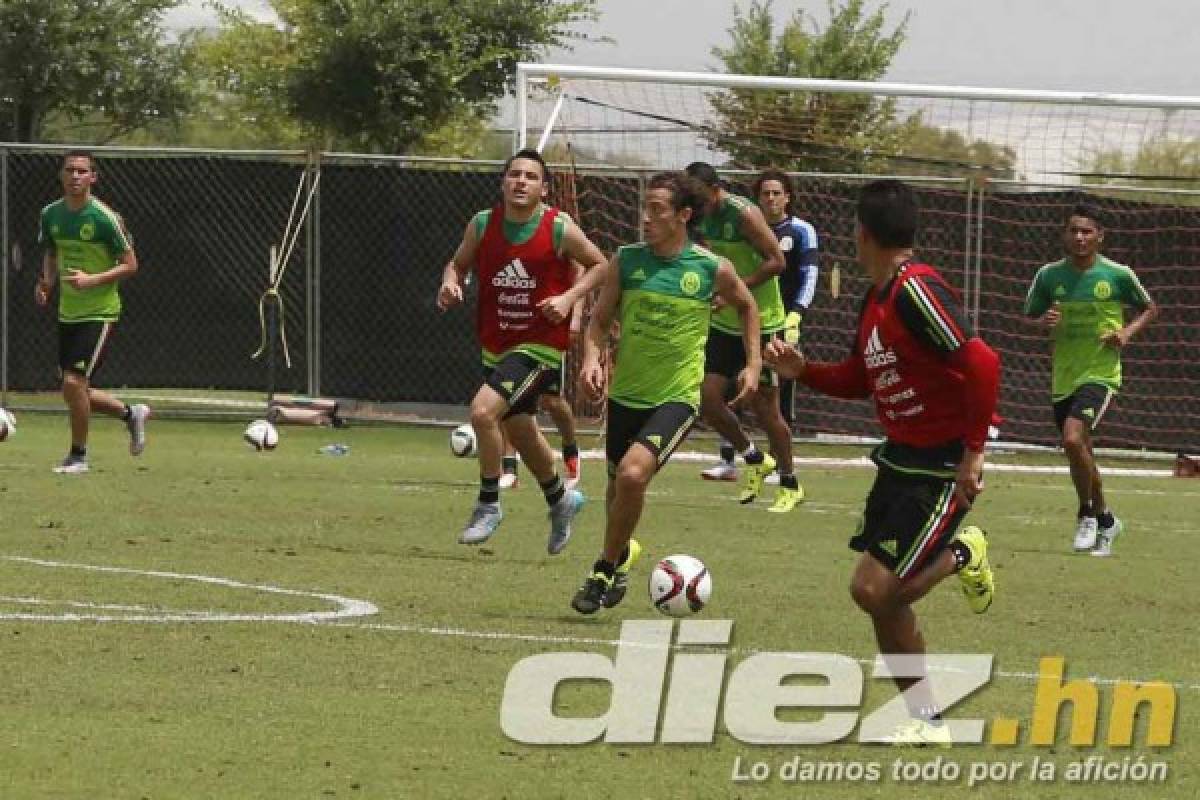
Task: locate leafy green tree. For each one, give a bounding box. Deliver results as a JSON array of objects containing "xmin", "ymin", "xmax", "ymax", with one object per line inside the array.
[
  {"xmin": 708, "ymin": 0, "xmax": 910, "ymax": 172},
  {"xmin": 0, "ymin": 0, "xmax": 194, "ymax": 142},
  {"xmin": 200, "ymin": 0, "xmax": 598, "ymax": 154},
  {"xmin": 894, "ymin": 123, "xmax": 1018, "ymax": 179}
]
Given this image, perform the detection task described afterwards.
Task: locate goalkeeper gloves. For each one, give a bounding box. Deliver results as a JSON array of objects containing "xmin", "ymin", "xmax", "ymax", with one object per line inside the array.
[{"xmin": 783, "ymin": 310, "xmax": 803, "ymax": 344}]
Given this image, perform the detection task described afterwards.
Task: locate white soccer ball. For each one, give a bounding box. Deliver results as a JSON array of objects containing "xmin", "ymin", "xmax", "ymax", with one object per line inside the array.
[
  {"xmin": 649, "ymin": 554, "xmax": 712, "ymax": 617},
  {"xmin": 243, "ymin": 419, "xmax": 279, "ymax": 451},
  {"xmin": 0, "ymin": 408, "xmax": 14, "ymax": 442},
  {"xmin": 450, "ymin": 423, "xmax": 476, "ymax": 458}
]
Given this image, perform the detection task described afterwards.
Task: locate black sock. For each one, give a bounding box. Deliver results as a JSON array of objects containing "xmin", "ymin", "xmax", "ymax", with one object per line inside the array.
[
  {"xmin": 780, "ymin": 473, "xmax": 799, "ymax": 490},
  {"xmin": 592, "ymin": 558, "xmax": 616, "ymax": 579},
  {"xmin": 719, "ymin": 442, "xmax": 736, "ymax": 465},
  {"xmin": 502, "ymin": 456, "xmax": 519, "ymax": 475},
  {"xmin": 69, "ymin": 444, "xmax": 87, "ymax": 459},
  {"xmin": 616, "ymin": 545, "xmax": 630, "ymax": 567},
  {"xmin": 563, "ymin": 442, "xmax": 579, "ymax": 460},
  {"xmin": 1097, "ymin": 509, "xmax": 1115, "ymax": 529},
  {"xmin": 478, "ymin": 477, "xmax": 500, "ymax": 505},
  {"xmin": 949, "ymin": 540, "xmax": 971, "ymax": 570},
  {"xmin": 743, "ymin": 446, "xmax": 764, "ymax": 465},
  {"xmin": 120, "ymin": 404, "xmax": 132, "ymax": 421},
  {"xmin": 541, "ymin": 474, "xmax": 565, "ymax": 507},
  {"xmin": 1078, "ymin": 502, "xmax": 1095, "ymax": 519}
]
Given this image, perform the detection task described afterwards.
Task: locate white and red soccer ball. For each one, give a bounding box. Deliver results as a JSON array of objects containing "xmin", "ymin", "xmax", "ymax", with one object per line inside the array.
[{"xmin": 649, "ymin": 554, "xmax": 712, "ymax": 616}]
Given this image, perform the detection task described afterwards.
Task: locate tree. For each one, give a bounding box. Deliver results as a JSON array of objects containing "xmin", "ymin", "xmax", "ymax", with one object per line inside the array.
[
  {"xmin": 0, "ymin": 0, "xmax": 194, "ymax": 143},
  {"xmin": 201, "ymin": 0, "xmax": 598, "ymax": 154},
  {"xmin": 708, "ymin": 0, "xmax": 911, "ymax": 172},
  {"xmin": 893, "ymin": 122, "xmax": 1018, "ymax": 179}
]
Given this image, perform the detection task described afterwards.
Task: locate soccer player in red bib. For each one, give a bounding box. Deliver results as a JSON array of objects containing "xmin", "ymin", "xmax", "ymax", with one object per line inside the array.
[
  {"xmin": 437, "ymin": 149, "xmax": 607, "ymax": 552},
  {"xmin": 766, "ymin": 180, "xmax": 999, "ymax": 745}
]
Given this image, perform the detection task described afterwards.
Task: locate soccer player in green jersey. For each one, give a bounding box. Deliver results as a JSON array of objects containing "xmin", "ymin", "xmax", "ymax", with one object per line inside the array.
[
  {"xmin": 685, "ymin": 162, "xmax": 803, "ymax": 512},
  {"xmin": 1024, "ymin": 205, "xmax": 1157, "ymax": 556},
  {"xmin": 35, "ymin": 151, "xmax": 149, "ymax": 474},
  {"xmin": 571, "ymin": 171, "xmax": 761, "ymax": 614}
]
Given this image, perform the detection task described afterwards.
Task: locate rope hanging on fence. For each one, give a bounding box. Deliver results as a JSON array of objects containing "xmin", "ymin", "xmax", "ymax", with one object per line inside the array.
[{"xmin": 251, "ymin": 169, "xmax": 321, "ymax": 368}]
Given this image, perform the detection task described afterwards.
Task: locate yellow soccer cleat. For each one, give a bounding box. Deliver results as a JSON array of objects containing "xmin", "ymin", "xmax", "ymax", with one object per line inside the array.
[
  {"xmin": 881, "ymin": 719, "xmax": 953, "ymax": 748},
  {"xmin": 739, "ymin": 453, "xmax": 777, "ymax": 504},
  {"xmin": 954, "ymin": 525, "xmax": 994, "ymax": 614},
  {"xmin": 767, "ymin": 485, "xmax": 805, "ymax": 513}
]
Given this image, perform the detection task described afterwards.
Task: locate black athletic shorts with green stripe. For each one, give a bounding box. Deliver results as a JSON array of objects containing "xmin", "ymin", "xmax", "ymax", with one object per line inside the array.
[
  {"xmin": 483, "ymin": 352, "xmax": 558, "ymax": 418},
  {"xmin": 851, "ymin": 443, "xmax": 970, "ymax": 580},
  {"xmin": 605, "ymin": 400, "xmax": 696, "ymax": 476}
]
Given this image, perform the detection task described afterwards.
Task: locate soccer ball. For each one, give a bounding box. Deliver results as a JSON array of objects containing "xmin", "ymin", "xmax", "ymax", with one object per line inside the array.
[
  {"xmin": 243, "ymin": 419, "xmax": 279, "ymax": 451},
  {"xmin": 450, "ymin": 423, "xmax": 476, "ymax": 457},
  {"xmin": 0, "ymin": 408, "xmax": 14, "ymax": 442},
  {"xmin": 649, "ymin": 554, "xmax": 712, "ymax": 616}
]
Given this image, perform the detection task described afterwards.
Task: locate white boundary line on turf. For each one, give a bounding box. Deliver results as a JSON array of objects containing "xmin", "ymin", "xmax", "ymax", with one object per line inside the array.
[
  {"xmin": 325, "ymin": 620, "xmax": 1200, "ymax": 693},
  {"xmin": 0, "ymin": 556, "xmax": 378, "ymax": 623},
  {"xmin": 588, "ymin": 450, "xmax": 1175, "ymax": 478},
  {"xmin": 7, "ymin": 557, "xmax": 1196, "ymax": 693}
]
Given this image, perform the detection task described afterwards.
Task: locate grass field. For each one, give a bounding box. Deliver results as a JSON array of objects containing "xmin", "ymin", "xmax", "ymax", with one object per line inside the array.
[{"xmin": 0, "ymin": 411, "xmax": 1195, "ymax": 799}]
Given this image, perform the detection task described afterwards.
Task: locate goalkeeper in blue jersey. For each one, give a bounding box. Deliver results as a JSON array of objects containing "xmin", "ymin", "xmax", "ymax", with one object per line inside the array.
[{"xmin": 702, "ymin": 169, "xmax": 819, "ymax": 481}]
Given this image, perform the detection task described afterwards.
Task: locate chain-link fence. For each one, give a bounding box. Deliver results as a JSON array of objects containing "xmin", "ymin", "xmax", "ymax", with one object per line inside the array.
[{"xmin": 3, "ymin": 145, "xmax": 1198, "ymax": 452}]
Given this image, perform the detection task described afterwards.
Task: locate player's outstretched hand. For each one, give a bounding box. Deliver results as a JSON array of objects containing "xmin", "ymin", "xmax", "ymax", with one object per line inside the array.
[
  {"xmin": 730, "ymin": 366, "xmax": 759, "ymax": 408},
  {"xmin": 954, "ymin": 449, "xmax": 985, "ymax": 508},
  {"xmin": 763, "ymin": 338, "xmax": 805, "ymax": 379},
  {"xmin": 537, "ymin": 294, "xmax": 573, "ymax": 324},
  {"xmin": 580, "ymin": 359, "xmax": 606, "ymax": 402},
  {"xmin": 437, "ymin": 282, "xmax": 463, "ymax": 311},
  {"xmin": 1099, "ymin": 328, "xmax": 1129, "ymax": 349}
]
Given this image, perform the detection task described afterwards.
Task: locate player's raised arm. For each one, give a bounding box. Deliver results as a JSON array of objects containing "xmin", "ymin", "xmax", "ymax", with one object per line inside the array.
[
  {"xmin": 735, "ymin": 203, "xmax": 785, "ymax": 288},
  {"xmin": 580, "ymin": 253, "xmax": 621, "ymax": 401},
  {"xmin": 713, "ymin": 258, "xmax": 761, "ymax": 406},
  {"xmin": 438, "ymin": 217, "xmax": 480, "ymax": 311},
  {"xmin": 538, "ymin": 219, "xmax": 607, "ymax": 323}
]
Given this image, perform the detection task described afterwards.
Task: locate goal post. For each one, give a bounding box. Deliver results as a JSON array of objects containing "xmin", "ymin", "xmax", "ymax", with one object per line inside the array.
[{"xmin": 514, "ymin": 63, "xmax": 1200, "ymax": 454}]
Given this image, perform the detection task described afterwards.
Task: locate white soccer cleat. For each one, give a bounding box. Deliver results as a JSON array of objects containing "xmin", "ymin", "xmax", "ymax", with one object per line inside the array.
[
  {"xmin": 1073, "ymin": 516, "xmax": 1099, "ymax": 552},
  {"xmin": 1091, "ymin": 517, "xmax": 1123, "ymax": 557},
  {"xmin": 458, "ymin": 502, "xmax": 503, "ymax": 545},
  {"xmin": 53, "ymin": 455, "xmax": 89, "ymax": 475},
  {"xmin": 700, "ymin": 463, "xmax": 738, "ymax": 482},
  {"xmin": 127, "ymin": 403, "xmax": 151, "ymax": 456}
]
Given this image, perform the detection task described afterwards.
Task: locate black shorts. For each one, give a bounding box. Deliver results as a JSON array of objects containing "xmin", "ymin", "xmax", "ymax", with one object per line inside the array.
[
  {"xmin": 58, "ymin": 320, "xmax": 116, "ymax": 379},
  {"xmin": 1053, "ymin": 383, "xmax": 1115, "ymax": 433},
  {"xmin": 606, "ymin": 400, "xmax": 696, "ymax": 475},
  {"xmin": 851, "ymin": 465, "xmax": 969, "ymax": 580},
  {"xmin": 703, "ymin": 329, "xmax": 779, "ymax": 388},
  {"xmin": 483, "ymin": 352, "xmax": 559, "ymax": 418}
]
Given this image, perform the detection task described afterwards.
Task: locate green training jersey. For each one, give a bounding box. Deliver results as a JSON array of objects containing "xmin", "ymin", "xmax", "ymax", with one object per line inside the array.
[
  {"xmin": 694, "ymin": 193, "xmax": 785, "ymax": 335},
  {"xmin": 39, "ymin": 197, "xmax": 131, "ymax": 322},
  {"xmin": 609, "ymin": 242, "xmax": 719, "ymax": 410},
  {"xmin": 1024, "ymin": 255, "xmax": 1153, "ymax": 399},
  {"xmin": 473, "ymin": 205, "xmax": 572, "ymax": 367}
]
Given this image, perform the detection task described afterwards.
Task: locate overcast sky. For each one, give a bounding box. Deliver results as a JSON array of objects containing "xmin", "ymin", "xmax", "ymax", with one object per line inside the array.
[{"xmin": 166, "ymin": 0, "xmax": 1200, "ymax": 97}]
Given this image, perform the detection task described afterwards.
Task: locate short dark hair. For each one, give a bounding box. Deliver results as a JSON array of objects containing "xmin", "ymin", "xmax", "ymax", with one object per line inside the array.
[
  {"xmin": 857, "ymin": 179, "xmax": 917, "ymax": 249},
  {"xmin": 62, "ymin": 150, "xmax": 96, "ymax": 171},
  {"xmin": 1066, "ymin": 203, "xmax": 1104, "ymax": 230},
  {"xmin": 503, "ymin": 148, "xmax": 551, "ymax": 185},
  {"xmin": 753, "ymin": 168, "xmax": 794, "ymax": 214},
  {"xmin": 647, "ymin": 171, "xmax": 707, "ymax": 218},
  {"xmin": 684, "ymin": 161, "xmax": 720, "ymax": 188}
]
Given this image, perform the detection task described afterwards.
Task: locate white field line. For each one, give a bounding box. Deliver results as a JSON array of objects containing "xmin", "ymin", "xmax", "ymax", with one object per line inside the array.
[{"xmin": 4, "ymin": 557, "xmax": 1196, "ymax": 692}]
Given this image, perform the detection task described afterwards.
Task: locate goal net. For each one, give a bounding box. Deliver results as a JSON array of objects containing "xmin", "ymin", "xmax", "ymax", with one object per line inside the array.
[{"xmin": 517, "ymin": 64, "xmax": 1200, "ymax": 455}]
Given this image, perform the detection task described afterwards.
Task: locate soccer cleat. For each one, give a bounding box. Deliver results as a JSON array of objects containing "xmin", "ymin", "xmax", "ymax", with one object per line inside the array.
[
  {"xmin": 602, "ymin": 538, "xmax": 643, "ymax": 608},
  {"xmin": 1091, "ymin": 516, "xmax": 1123, "ymax": 557},
  {"xmin": 739, "ymin": 453, "xmax": 777, "ymax": 504},
  {"xmin": 768, "ymin": 485, "xmax": 804, "ymax": 513},
  {"xmin": 564, "ymin": 453, "xmax": 581, "ymax": 490},
  {"xmin": 1073, "ymin": 516, "xmax": 1099, "ymax": 552},
  {"xmin": 52, "ymin": 454, "xmax": 89, "ymax": 475},
  {"xmin": 701, "ymin": 463, "xmax": 738, "ymax": 482},
  {"xmin": 547, "ymin": 489, "xmax": 585, "ymax": 555},
  {"xmin": 764, "ymin": 472, "xmax": 780, "ymax": 486},
  {"xmin": 498, "ymin": 472, "xmax": 519, "ymax": 490},
  {"xmin": 954, "ymin": 525, "xmax": 994, "ymax": 614},
  {"xmin": 126, "ymin": 403, "xmax": 151, "ymax": 456},
  {"xmin": 458, "ymin": 502, "xmax": 503, "ymax": 545},
  {"xmin": 880, "ymin": 719, "xmax": 953, "ymax": 748},
  {"xmin": 571, "ymin": 570, "xmax": 613, "ymax": 615}
]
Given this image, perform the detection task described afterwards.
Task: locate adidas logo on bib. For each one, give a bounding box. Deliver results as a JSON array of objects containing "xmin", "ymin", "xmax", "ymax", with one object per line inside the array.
[{"xmin": 493, "ymin": 259, "xmax": 537, "ymax": 289}]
